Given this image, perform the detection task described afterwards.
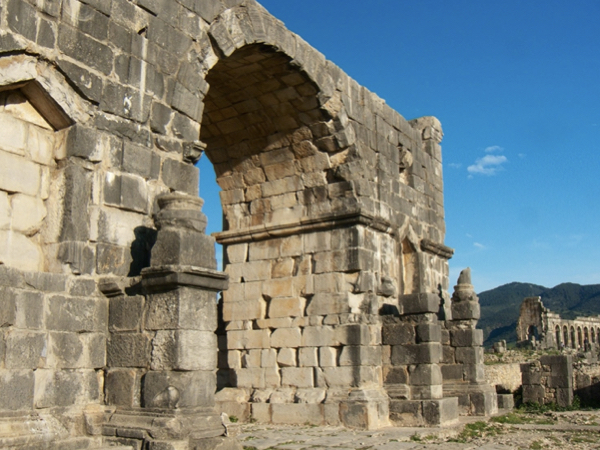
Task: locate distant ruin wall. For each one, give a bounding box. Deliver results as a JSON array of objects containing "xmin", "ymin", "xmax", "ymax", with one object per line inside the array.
[{"xmin": 517, "ymin": 297, "xmax": 600, "ymax": 350}]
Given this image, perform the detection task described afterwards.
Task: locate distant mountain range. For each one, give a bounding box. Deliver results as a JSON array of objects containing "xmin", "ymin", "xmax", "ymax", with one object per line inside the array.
[{"xmin": 477, "ymin": 282, "xmax": 600, "ymax": 346}]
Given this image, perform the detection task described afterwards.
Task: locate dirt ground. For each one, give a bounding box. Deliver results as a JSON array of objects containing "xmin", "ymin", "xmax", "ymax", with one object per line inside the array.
[{"xmin": 238, "ymin": 409, "xmax": 600, "ymax": 450}]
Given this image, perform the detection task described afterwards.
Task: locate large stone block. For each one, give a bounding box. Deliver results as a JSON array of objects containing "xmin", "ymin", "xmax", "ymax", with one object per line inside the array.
[
  {"xmin": 268, "ymin": 297, "xmax": 304, "ymax": 318},
  {"xmin": 151, "ymin": 330, "xmax": 217, "ymax": 371},
  {"xmin": 151, "ymin": 228, "xmax": 216, "ymax": 268},
  {"xmin": 59, "ymin": 164, "xmax": 91, "ymax": 242},
  {"xmin": 34, "ymin": 369, "xmax": 101, "ymax": 408},
  {"xmin": 382, "ymin": 322, "xmax": 415, "ymax": 345},
  {"xmin": 401, "ymin": 293, "xmax": 441, "ymax": 315},
  {"xmin": 142, "ymin": 370, "xmax": 216, "ymax": 408},
  {"xmin": 455, "ymin": 347, "xmax": 484, "ymax": 365},
  {"xmin": 416, "ymin": 323, "xmax": 442, "ymax": 343},
  {"xmin": 110, "ymin": 295, "xmax": 144, "ymax": 331},
  {"xmin": 45, "ymin": 295, "xmax": 107, "ymax": 332},
  {"xmin": 306, "ymin": 292, "xmax": 349, "ymax": 316},
  {"xmin": 0, "ymin": 142, "xmax": 40, "ymax": 197},
  {"xmin": 0, "ymin": 369, "xmax": 34, "ymax": 410},
  {"xmin": 232, "ymin": 368, "xmax": 265, "ymax": 389},
  {"xmin": 15, "ymin": 289, "xmax": 44, "ymax": 329},
  {"xmin": 270, "ymin": 328, "xmax": 301, "ymax": 348},
  {"xmin": 5, "ymin": 330, "xmax": 47, "ymax": 369},
  {"xmin": 391, "ymin": 343, "xmax": 442, "ymax": 365},
  {"xmin": 451, "ymin": 301, "xmax": 480, "ymax": 320},
  {"xmin": 105, "ymin": 368, "xmax": 142, "ymax": 407},
  {"xmin": 339, "ymin": 346, "xmax": 382, "ymax": 366},
  {"xmin": 281, "ymin": 367, "xmax": 313, "ymax": 388},
  {"xmin": 10, "ymin": 194, "xmax": 46, "ymax": 235},
  {"xmin": 48, "ymin": 332, "xmax": 105, "ymax": 369},
  {"xmin": 108, "ymin": 332, "xmax": 151, "ymax": 368},
  {"xmin": 450, "ymin": 329, "xmax": 483, "ymax": 347},
  {"xmin": 161, "ymin": 158, "xmax": 199, "ymax": 196},
  {"xmin": 422, "ymin": 397, "xmax": 459, "ymax": 426},
  {"xmin": 408, "ymin": 364, "xmax": 443, "ymax": 386},
  {"xmin": 0, "ymin": 230, "xmax": 43, "ymax": 272},
  {"xmin": 271, "ymin": 403, "xmax": 324, "ymax": 425},
  {"xmin": 227, "ymin": 329, "xmax": 270, "ymax": 350},
  {"xmin": 145, "ymin": 289, "xmax": 217, "ymax": 331}
]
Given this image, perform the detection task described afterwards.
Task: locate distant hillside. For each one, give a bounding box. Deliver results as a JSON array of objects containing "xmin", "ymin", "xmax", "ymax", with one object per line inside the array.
[{"xmin": 478, "ymin": 282, "xmax": 600, "ymax": 346}]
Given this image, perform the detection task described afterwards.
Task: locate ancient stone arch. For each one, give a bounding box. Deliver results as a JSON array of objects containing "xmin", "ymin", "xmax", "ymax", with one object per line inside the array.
[{"xmin": 0, "ymin": 1, "xmax": 496, "ymax": 448}]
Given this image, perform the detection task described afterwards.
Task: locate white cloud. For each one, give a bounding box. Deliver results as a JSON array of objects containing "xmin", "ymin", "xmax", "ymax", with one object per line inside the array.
[
  {"xmin": 467, "ymin": 154, "xmax": 508, "ymax": 176},
  {"xmin": 448, "ymin": 162, "xmax": 462, "ymax": 169},
  {"xmin": 473, "ymin": 242, "xmax": 486, "ymax": 250},
  {"xmin": 484, "ymin": 145, "xmax": 503, "ymax": 153}
]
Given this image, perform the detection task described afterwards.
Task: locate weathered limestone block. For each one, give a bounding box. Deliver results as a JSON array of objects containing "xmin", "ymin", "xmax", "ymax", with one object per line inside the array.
[
  {"xmin": 401, "ymin": 293, "xmax": 441, "ymax": 315},
  {"xmin": 233, "ymin": 368, "xmax": 265, "ymax": 389},
  {"xmin": 109, "ymin": 295, "xmax": 144, "ymax": 331},
  {"xmin": 0, "ymin": 369, "xmax": 34, "ymax": 410},
  {"xmin": 270, "ymin": 327, "xmax": 301, "ymax": 348},
  {"xmin": 298, "ymin": 347, "xmax": 318, "ymax": 367},
  {"xmin": 382, "ymin": 322, "xmax": 415, "ymax": 345},
  {"xmin": 277, "ymin": 347, "xmax": 296, "ymax": 367},
  {"xmin": 391, "ymin": 343, "xmax": 442, "ymax": 365},
  {"xmin": 268, "ymin": 297, "xmax": 304, "ymax": 318},
  {"xmin": 0, "ymin": 149, "xmax": 41, "ymax": 196},
  {"xmin": 108, "ymin": 332, "xmax": 151, "ymax": 368},
  {"xmin": 319, "ymin": 347, "xmax": 337, "ymax": 367},
  {"xmin": 34, "ymin": 369, "xmax": 101, "ymax": 408},
  {"xmin": 45, "ymin": 295, "xmax": 108, "ymax": 332},
  {"xmin": 145, "ymin": 289, "xmax": 217, "ymax": 331},
  {"xmin": 281, "ymin": 367, "xmax": 313, "ymax": 388},
  {"xmin": 0, "ymin": 230, "xmax": 43, "ymax": 272},
  {"xmin": 271, "ymin": 404, "xmax": 323, "ymax": 425},
  {"xmin": 142, "ymin": 370, "xmax": 216, "ymax": 409},
  {"xmin": 48, "ymin": 332, "xmax": 105, "ymax": 368},
  {"xmin": 105, "ymin": 368, "xmax": 142, "ymax": 407},
  {"xmin": 151, "ymin": 330, "xmax": 217, "ymax": 371},
  {"xmin": 227, "ymin": 329, "xmax": 270, "ymax": 350},
  {"xmin": 339, "ymin": 346, "xmax": 382, "ymax": 366},
  {"xmin": 450, "ymin": 329, "xmax": 483, "ymax": 347}
]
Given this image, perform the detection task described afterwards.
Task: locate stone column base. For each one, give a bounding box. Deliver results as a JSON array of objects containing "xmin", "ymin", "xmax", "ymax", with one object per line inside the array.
[
  {"xmin": 339, "ymin": 389, "xmax": 390, "ymax": 430},
  {"xmin": 389, "ymin": 397, "xmax": 459, "ymax": 427},
  {"xmin": 443, "ymin": 383, "xmax": 498, "ymax": 416},
  {"xmin": 102, "ymin": 408, "xmax": 242, "ymax": 450}
]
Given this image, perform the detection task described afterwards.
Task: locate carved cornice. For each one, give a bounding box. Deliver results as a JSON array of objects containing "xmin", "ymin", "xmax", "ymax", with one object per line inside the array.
[
  {"xmin": 141, "ymin": 265, "xmax": 229, "ymax": 292},
  {"xmin": 214, "ymin": 211, "xmax": 393, "ymax": 245},
  {"xmin": 420, "ymin": 239, "xmax": 454, "ymax": 259}
]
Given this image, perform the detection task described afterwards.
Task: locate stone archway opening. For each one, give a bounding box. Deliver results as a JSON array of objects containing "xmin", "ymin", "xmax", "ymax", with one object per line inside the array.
[{"xmin": 198, "ymin": 42, "xmax": 368, "ymax": 421}]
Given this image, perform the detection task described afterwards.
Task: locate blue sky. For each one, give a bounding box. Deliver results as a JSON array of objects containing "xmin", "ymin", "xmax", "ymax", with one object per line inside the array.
[{"xmin": 199, "ymin": 0, "xmax": 600, "ymax": 293}]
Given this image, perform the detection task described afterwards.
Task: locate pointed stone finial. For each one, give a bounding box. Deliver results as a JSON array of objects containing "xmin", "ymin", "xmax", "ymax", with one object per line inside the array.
[{"xmin": 457, "ymin": 267, "xmax": 471, "ymax": 285}]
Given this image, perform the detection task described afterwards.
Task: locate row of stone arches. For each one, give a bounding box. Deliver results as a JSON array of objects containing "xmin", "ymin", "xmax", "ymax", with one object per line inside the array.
[{"xmin": 555, "ymin": 324, "xmax": 600, "ymax": 349}]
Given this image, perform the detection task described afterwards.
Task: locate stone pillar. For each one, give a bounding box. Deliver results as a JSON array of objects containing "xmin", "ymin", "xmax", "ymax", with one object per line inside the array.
[
  {"xmin": 384, "ymin": 292, "xmax": 458, "ymax": 426},
  {"xmin": 443, "ymin": 268, "xmax": 497, "ymax": 416},
  {"xmin": 103, "ymin": 193, "xmax": 241, "ymax": 450}
]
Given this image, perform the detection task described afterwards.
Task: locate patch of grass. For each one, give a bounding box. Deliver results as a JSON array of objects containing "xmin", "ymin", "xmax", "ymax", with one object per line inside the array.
[
  {"xmin": 229, "ymin": 415, "xmax": 239, "ymax": 423},
  {"xmin": 491, "ymin": 412, "xmax": 554, "ymax": 425},
  {"xmin": 529, "ymin": 440, "xmax": 544, "ymax": 449},
  {"xmin": 570, "ymin": 434, "xmax": 599, "ymax": 444},
  {"xmin": 243, "ymin": 447, "xmax": 258, "ymax": 450},
  {"xmin": 449, "ymin": 421, "xmax": 504, "ymax": 443},
  {"xmin": 409, "ymin": 433, "xmax": 421, "ymax": 442}
]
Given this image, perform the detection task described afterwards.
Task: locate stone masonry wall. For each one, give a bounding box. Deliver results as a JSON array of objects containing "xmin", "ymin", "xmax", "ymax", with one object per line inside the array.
[
  {"xmin": 521, "ymin": 355, "xmax": 573, "ymax": 407},
  {"xmin": 0, "ymin": 0, "xmax": 490, "ymax": 444}
]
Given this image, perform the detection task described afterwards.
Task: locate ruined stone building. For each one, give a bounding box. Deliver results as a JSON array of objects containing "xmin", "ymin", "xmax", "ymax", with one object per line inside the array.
[
  {"xmin": 517, "ymin": 297, "xmax": 600, "ymax": 350},
  {"xmin": 0, "ymin": 0, "xmax": 496, "ymax": 448}
]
